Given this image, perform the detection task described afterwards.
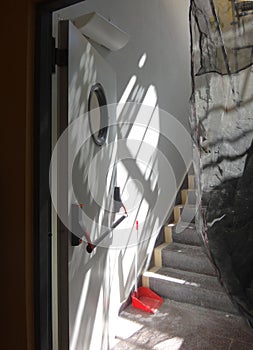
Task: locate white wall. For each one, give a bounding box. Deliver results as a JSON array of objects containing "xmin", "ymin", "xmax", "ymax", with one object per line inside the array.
[
  {"xmin": 56, "ymin": 0, "xmax": 191, "ymax": 128},
  {"xmin": 54, "ymin": 1, "xmax": 191, "ymax": 349}
]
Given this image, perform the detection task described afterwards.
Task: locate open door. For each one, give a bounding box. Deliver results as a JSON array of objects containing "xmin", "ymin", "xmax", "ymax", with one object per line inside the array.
[{"xmin": 55, "ymin": 20, "xmax": 117, "ymax": 350}]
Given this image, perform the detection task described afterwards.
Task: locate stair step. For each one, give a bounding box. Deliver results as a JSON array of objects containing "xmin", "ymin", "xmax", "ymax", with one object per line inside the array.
[
  {"xmin": 164, "ymin": 223, "xmax": 202, "ymax": 246},
  {"xmin": 174, "ymin": 205, "xmax": 196, "ymax": 223},
  {"xmin": 143, "ymin": 267, "xmax": 238, "ymax": 315},
  {"xmin": 172, "ymin": 222, "xmax": 202, "ymax": 246},
  {"xmin": 181, "ymin": 189, "xmax": 196, "ymax": 205},
  {"xmin": 161, "ymin": 242, "xmax": 216, "ymax": 276}
]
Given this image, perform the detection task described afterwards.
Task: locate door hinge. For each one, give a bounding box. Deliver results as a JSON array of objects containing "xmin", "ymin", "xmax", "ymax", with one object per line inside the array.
[{"xmin": 52, "ymin": 37, "xmax": 68, "ymax": 73}]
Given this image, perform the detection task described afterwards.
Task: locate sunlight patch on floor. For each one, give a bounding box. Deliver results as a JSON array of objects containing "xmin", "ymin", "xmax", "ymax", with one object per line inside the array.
[
  {"xmin": 153, "ymin": 336, "xmax": 184, "ymax": 350},
  {"xmin": 144, "ymin": 271, "xmax": 200, "ymax": 287},
  {"xmin": 111, "ymin": 315, "xmax": 143, "ymax": 348}
]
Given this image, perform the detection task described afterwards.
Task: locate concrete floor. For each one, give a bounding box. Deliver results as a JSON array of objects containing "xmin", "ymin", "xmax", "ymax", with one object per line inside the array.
[{"xmin": 111, "ymin": 299, "xmax": 253, "ymax": 350}]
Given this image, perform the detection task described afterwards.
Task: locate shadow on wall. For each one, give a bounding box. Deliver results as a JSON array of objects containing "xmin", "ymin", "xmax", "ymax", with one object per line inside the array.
[
  {"xmin": 203, "ymin": 139, "xmax": 253, "ymax": 323},
  {"xmin": 68, "ymin": 78, "xmax": 191, "ymax": 350},
  {"xmin": 53, "ymin": 1, "xmax": 192, "ymax": 349}
]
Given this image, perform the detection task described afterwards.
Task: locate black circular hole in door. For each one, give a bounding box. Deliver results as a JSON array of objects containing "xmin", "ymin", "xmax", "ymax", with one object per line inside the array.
[{"xmin": 88, "ymin": 83, "xmax": 108, "ymax": 146}]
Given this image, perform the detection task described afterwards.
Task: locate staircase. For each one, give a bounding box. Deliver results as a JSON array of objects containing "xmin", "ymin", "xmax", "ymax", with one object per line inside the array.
[{"xmin": 142, "ymin": 173, "xmax": 239, "ymax": 315}]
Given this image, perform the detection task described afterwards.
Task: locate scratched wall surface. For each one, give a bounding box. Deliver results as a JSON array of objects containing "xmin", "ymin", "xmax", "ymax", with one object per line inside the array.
[{"xmin": 190, "ymin": 0, "xmax": 253, "ymax": 325}]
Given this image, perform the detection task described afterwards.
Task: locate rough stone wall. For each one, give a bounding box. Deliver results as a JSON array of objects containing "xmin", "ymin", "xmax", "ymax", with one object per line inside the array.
[{"xmin": 190, "ymin": 0, "xmax": 253, "ymax": 324}]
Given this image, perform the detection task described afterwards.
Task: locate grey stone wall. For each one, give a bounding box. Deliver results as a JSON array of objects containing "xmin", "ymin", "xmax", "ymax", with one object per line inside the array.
[{"xmin": 190, "ymin": 0, "xmax": 253, "ymax": 325}]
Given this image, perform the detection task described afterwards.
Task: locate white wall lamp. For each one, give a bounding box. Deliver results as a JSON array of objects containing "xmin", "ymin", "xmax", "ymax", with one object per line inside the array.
[{"xmin": 74, "ymin": 12, "xmax": 130, "ymax": 51}]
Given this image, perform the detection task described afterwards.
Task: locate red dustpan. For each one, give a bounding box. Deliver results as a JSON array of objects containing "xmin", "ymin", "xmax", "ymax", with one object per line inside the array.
[
  {"xmin": 132, "ymin": 286, "xmax": 164, "ymax": 314},
  {"xmin": 131, "ymin": 221, "xmax": 163, "ymax": 314}
]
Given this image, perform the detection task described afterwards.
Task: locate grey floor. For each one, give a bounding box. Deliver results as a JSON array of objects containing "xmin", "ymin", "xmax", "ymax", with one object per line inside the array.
[{"xmin": 111, "ymin": 299, "xmax": 253, "ymax": 350}]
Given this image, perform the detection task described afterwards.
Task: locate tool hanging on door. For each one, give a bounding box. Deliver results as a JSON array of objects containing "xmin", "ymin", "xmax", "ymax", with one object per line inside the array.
[
  {"xmin": 71, "ymin": 186, "xmax": 128, "ymax": 252},
  {"xmin": 86, "ymin": 186, "xmax": 128, "ymax": 253}
]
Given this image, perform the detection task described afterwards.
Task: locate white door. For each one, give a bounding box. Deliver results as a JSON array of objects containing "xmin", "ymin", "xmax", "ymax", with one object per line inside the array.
[{"xmin": 56, "ymin": 20, "xmax": 117, "ymax": 350}]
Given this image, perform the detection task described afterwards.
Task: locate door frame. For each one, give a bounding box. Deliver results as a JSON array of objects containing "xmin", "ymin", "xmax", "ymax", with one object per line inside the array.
[{"xmin": 34, "ymin": 1, "xmax": 83, "ymax": 349}]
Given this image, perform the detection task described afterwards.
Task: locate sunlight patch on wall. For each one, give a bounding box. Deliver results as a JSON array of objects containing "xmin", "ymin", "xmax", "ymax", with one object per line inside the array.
[
  {"xmin": 138, "ymin": 52, "xmax": 147, "ymax": 68},
  {"xmin": 143, "ymin": 121, "xmax": 160, "ymax": 148},
  {"xmin": 70, "ymin": 270, "xmax": 91, "ymax": 350},
  {"xmin": 115, "ymin": 84, "xmax": 159, "ymax": 243},
  {"xmin": 117, "ymin": 75, "xmax": 137, "ymax": 116},
  {"xmin": 142, "ymin": 84, "xmax": 157, "ymax": 107},
  {"xmin": 89, "ymin": 287, "xmax": 104, "ymax": 350}
]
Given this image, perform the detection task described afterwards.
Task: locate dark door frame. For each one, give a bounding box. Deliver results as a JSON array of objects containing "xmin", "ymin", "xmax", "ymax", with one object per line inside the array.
[{"xmin": 34, "ymin": 1, "xmax": 83, "ymax": 349}]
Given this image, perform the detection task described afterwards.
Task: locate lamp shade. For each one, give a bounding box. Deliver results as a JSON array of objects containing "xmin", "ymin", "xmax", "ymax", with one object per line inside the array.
[{"xmin": 74, "ymin": 12, "xmax": 129, "ymax": 51}]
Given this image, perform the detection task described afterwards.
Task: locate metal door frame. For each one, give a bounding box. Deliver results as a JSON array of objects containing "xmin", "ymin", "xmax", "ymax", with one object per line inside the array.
[{"xmin": 34, "ymin": 1, "xmax": 83, "ymax": 349}]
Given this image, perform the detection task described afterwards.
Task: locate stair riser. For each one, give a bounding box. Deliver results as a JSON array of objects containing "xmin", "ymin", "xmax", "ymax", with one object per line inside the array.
[
  {"xmin": 148, "ymin": 278, "xmax": 238, "ymax": 315},
  {"xmin": 162, "ymin": 250, "xmax": 216, "ymax": 276},
  {"xmin": 172, "ymin": 227, "xmax": 202, "ymax": 246},
  {"xmin": 164, "ymin": 225, "xmax": 202, "ymax": 246},
  {"xmin": 181, "ymin": 190, "xmax": 196, "ymax": 205},
  {"xmin": 174, "ymin": 206, "xmax": 196, "ymax": 223},
  {"xmin": 143, "ymin": 171, "xmax": 238, "ymax": 316},
  {"xmin": 180, "ymin": 207, "xmax": 196, "ymax": 223},
  {"xmin": 188, "ymin": 191, "xmax": 196, "ymax": 204},
  {"xmin": 188, "ymin": 175, "xmax": 195, "ymax": 189}
]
